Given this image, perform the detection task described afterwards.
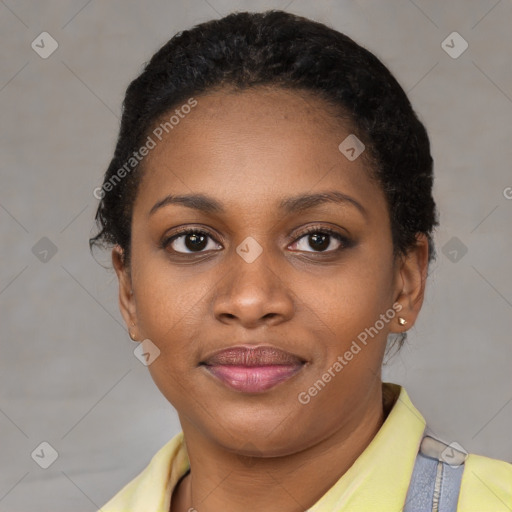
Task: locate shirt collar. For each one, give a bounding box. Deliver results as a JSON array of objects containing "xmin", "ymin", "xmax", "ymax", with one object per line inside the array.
[
  {"xmin": 108, "ymin": 382, "xmax": 425, "ymax": 512},
  {"xmin": 307, "ymin": 382, "xmax": 426, "ymax": 511}
]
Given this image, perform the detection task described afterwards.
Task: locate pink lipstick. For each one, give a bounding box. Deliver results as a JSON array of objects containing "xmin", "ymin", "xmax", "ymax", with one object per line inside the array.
[{"xmin": 201, "ymin": 345, "xmax": 305, "ymax": 393}]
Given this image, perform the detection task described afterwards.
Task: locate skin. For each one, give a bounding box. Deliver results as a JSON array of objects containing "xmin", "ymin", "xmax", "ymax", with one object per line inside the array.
[{"xmin": 112, "ymin": 86, "xmax": 429, "ymax": 512}]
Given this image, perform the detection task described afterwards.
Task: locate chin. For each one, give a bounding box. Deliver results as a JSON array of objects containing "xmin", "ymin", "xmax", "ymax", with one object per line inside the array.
[{"xmin": 207, "ymin": 407, "xmax": 310, "ymax": 453}]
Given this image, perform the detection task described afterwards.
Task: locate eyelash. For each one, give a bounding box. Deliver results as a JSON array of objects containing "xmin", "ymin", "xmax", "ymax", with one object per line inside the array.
[{"xmin": 160, "ymin": 225, "xmax": 352, "ymax": 256}]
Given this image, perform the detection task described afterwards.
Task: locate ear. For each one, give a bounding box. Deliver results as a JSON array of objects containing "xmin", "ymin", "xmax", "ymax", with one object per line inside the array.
[
  {"xmin": 112, "ymin": 245, "xmax": 139, "ymax": 340},
  {"xmin": 390, "ymin": 233, "xmax": 430, "ymax": 333}
]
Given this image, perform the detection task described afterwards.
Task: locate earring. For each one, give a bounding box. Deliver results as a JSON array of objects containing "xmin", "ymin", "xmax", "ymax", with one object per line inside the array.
[
  {"xmin": 129, "ymin": 321, "xmax": 138, "ymax": 341},
  {"xmin": 398, "ymin": 317, "xmax": 407, "ymax": 326}
]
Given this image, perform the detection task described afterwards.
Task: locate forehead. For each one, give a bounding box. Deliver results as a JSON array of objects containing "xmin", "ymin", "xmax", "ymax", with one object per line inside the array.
[{"xmin": 135, "ymin": 87, "xmax": 384, "ymax": 217}]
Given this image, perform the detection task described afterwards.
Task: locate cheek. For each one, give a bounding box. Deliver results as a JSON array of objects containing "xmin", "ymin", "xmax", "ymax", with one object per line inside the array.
[
  {"xmin": 297, "ymin": 255, "xmax": 393, "ymax": 335},
  {"xmin": 296, "ymin": 266, "xmax": 394, "ymax": 391},
  {"xmin": 130, "ymin": 248, "xmax": 209, "ymax": 361}
]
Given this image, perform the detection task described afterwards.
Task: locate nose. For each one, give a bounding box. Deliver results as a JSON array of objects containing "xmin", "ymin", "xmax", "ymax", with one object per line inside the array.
[{"xmin": 212, "ymin": 249, "xmax": 295, "ymax": 328}]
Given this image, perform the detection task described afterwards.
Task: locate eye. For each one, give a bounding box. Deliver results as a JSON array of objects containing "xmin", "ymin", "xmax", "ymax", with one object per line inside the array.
[
  {"xmin": 161, "ymin": 225, "xmax": 351, "ymax": 256},
  {"xmin": 289, "ymin": 227, "xmax": 349, "ymax": 253},
  {"xmin": 162, "ymin": 228, "xmax": 222, "ymax": 254}
]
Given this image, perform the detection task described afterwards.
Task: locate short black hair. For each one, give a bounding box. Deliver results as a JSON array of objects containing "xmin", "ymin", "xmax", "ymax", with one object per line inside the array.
[{"xmin": 90, "ymin": 10, "xmax": 439, "ymax": 349}]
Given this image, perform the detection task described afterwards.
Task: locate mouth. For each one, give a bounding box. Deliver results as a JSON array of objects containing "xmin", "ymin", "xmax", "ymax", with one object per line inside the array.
[{"xmin": 200, "ymin": 345, "xmax": 306, "ymax": 393}]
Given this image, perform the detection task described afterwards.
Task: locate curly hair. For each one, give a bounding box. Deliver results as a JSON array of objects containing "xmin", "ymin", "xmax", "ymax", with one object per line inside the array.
[{"xmin": 89, "ymin": 10, "xmax": 439, "ymax": 350}]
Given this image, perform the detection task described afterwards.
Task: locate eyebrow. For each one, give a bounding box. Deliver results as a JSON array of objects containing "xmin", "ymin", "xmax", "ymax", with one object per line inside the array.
[{"xmin": 149, "ymin": 190, "xmax": 368, "ymax": 218}]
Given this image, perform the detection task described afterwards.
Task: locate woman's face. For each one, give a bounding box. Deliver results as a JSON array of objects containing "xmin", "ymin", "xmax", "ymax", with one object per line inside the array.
[{"xmin": 114, "ymin": 87, "xmax": 427, "ymax": 456}]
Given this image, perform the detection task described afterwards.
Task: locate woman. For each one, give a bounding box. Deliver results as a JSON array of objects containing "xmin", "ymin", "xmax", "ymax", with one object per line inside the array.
[{"xmin": 90, "ymin": 10, "xmax": 512, "ymax": 512}]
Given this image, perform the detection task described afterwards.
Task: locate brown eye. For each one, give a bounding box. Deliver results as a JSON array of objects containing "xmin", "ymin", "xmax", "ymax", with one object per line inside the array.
[
  {"xmin": 163, "ymin": 229, "xmax": 222, "ymax": 254},
  {"xmin": 289, "ymin": 228, "xmax": 350, "ymax": 253}
]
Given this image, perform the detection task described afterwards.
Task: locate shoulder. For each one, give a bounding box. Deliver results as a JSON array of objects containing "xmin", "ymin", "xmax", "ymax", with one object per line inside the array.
[
  {"xmin": 413, "ymin": 431, "xmax": 512, "ymax": 511},
  {"xmin": 457, "ymin": 453, "xmax": 512, "ymax": 511},
  {"xmin": 98, "ymin": 432, "xmax": 189, "ymax": 512}
]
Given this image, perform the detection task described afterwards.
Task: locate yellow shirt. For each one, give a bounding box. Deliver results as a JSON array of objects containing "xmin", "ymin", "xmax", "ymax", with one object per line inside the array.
[{"xmin": 99, "ymin": 383, "xmax": 512, "ymax": 511}]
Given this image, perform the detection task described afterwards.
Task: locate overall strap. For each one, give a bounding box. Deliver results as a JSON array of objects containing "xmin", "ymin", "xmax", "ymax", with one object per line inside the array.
[{"xmin": 403, "ymin": 430, "xmax": 467, "ymax": 512}]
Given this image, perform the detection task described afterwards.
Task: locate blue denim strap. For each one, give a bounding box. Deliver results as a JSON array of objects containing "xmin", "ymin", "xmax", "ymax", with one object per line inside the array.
[{"xmin": 403, "ymin": 432, "xmax": 466, "ymax": 512}]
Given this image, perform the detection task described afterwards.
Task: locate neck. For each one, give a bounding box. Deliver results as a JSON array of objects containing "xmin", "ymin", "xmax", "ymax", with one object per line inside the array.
[{"xmin": 172, "ymin": 383, "xmax": 387, "ymax": 512}]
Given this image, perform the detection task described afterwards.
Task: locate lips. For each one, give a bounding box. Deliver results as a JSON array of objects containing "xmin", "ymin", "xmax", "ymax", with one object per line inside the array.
[{"xmin": 200, "ymin": 345, "xmax": 305, "ymax": 393}]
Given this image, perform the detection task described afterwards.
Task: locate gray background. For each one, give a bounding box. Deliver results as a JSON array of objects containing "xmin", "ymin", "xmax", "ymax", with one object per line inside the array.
[{"xmin": 1, "ymin": 1, "xmax": 511, "ymax": 510}]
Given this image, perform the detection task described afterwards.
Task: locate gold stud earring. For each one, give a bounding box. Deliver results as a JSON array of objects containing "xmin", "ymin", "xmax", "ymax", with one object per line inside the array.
[
  {"xmin": 129, "ymin": 321, "xmax": 138, "ymax": 341},
  {"xmin": 398, "ymin": 317, "xmax": 407, "ymax": 326}
]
